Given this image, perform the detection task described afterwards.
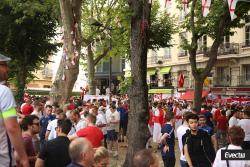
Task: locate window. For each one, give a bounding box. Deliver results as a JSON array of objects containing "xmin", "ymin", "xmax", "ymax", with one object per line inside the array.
[
  {"xmin": 198, "ymin": 35, "xmax": 207, "ymax": 53},
  {"xmin": 179, "ymin": 32, "xmax": 188, "ymax": 57},
  {"xmin": 163, "ymin": 74, "xmax": 171, "ymax": 87},
  {"xmin": 244, "ymin": 65, "xmax": 250, "ymax": 81},
  {"xmin": 245, "ymin": 16, "xmax": 250, "ymax": 46},
  {"xmin": 217, "ymin": 67, "xmax": 230, "ymax": 82},
  {"xmin": 164, "ymin": 47, "xmax": 171, "ymax": 59}
]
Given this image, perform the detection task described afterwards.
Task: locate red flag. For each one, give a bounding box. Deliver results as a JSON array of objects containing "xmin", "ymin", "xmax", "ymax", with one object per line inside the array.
[{"xmin": 178, "ymin": 73, "xmax": 185, "ymax": 88}]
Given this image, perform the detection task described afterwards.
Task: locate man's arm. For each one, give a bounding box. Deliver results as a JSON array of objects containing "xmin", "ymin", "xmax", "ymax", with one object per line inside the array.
[
  {"xmin": 35, "ymin": 158, "xmax": 45, "ymax": 167},
  {"xmin": 211, "ymin": 135, "xmax": 217, "ymax": 151},
  {"xmin": 68, "ymin": 133, "xmax": 78, "ymax": 141},
  {"xmin": 45, "ymin": 130, "xmax": 50, "ymax": 141},
  {"xmin": 184, "ymin": 144, "xmax": 193, "ymax": 167},
  {"xmin": 4, "ymin": 117, "xmax": 29, "ymax": 167}
]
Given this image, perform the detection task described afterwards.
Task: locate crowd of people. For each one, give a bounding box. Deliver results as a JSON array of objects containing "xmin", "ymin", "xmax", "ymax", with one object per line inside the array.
[
  {"xmin": 1, "ymin": 54, "xmax": 250, "ymax": 167},
  {"xmin": 149, "ymin": 99, "xmax": 250, "ymax": 167}
]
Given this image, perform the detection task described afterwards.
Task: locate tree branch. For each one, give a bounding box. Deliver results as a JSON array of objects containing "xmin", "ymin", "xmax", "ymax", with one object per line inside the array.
[
  {"xmin": 94, "ymin": 47, "xmax": 110, "ymax": 65},
  {"xmin": 201, "ymin": 1, "xmax": 228, "ymax": 79}
]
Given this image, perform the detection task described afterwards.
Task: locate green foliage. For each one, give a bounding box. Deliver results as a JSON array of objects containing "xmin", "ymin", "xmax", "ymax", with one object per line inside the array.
[
  {"xmin": 117, "ymin": 76, "xmax": 132, "ymax": 94},
  {"xmin": 148, "ymin": 2, "xmax": 178, "ymax": 50},
  {"xmin": 0, "ymin": 0, "xmax": 59, "ymax": 102}
]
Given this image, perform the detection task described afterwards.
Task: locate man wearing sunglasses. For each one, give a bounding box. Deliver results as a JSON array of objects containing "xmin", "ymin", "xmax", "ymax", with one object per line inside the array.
[{"xmin": 0, "ymin": 54, "xmax": 29, "ymax": 167}]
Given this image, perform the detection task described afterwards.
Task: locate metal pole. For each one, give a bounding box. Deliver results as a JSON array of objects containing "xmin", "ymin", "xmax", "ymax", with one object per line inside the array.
[
  {"xmin": 109, "ymin": 57, "xmax": 112, "ymax": 103},
  {"xmin": 109, "ymin": 30, "xmax": 112, "ymax": 103}
]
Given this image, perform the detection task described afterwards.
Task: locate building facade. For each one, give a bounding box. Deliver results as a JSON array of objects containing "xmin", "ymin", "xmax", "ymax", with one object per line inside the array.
[{"xmin": 147, "ymin": 1, "xmax": 250, "ymax": 96}]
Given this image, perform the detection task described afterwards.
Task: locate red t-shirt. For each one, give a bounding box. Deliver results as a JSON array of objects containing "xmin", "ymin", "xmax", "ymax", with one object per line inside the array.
[
  {"xmin": 76, "ymin": 126, "xmax": 104, "ymax": 148},
  {"xmin": 21, "ymin": 103, "xmax": 34, "ymax": 116},
  {"xmin": 214, "ymin": 109, "xmax": 221, "ymax": 121},
  {"xmin": 217, "ymin": 115, "xmax": 227, "ymax": 131}
]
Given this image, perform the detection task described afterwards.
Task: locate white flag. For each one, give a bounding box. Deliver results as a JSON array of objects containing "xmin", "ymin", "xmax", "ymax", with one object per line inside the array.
[
  {"xmin": 165, "ymin": 0, "xmax": 171, "ymax": 9},
  {"xmin": 202, "ymin": 0, "xmax": 211, "ymax": 17},
  {"xmin": 227, "ymin": 0, "xmax": 238, "ymax": 20},
  {"xmin": 182, "ymin": 0, "xmax": 189, "ymax": 15}
]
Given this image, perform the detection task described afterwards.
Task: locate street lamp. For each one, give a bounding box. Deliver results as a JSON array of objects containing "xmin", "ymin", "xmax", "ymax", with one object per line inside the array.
[{"xmin": 90, "ymin": 18, "xmax": 112, "ymax": 103}]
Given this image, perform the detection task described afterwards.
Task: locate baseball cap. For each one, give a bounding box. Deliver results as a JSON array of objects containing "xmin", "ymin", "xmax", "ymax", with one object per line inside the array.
[{"xmin": 0, "ymin": 53, "xmax": 11, "ymax": 62}]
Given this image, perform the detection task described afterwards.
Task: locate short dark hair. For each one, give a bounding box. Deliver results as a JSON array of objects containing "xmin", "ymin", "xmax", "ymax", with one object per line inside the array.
[
  {"xmin": 228, "ymin": 126, "xmax": 245, "ymax": 146},
  {"xmin": 46, "ymin": 105, "xmax": 52, "ymax": 109},
  {"xmin": 243, "ymin": 105, "xmax": 250, "ymax": 117},
  {"xmin": 185, "ymin": 113, "xmax": 199, "ymax": 122},
  {"xmin": 165, "ymin": 112, "xmax": 174, "ymax": 122},
  {"xmin": 133, "ymin": 149, "xmax": 156, "ymax": 167},
  {"xmin": 57, "ymin": 119, "xmax": 72, "ymax": 134},
  {"xmin": 87, "ymin": 114, "xmax": 96, "ymax": 124},
  {"xmin": 21, "ymin": 115, "xmax": 39, "ymax": 131}
]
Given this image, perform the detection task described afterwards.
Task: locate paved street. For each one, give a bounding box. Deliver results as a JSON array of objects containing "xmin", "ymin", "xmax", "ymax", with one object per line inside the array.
[{"xmin": 110, "ymin": 140, "xmax": 181, "ymax": 167}]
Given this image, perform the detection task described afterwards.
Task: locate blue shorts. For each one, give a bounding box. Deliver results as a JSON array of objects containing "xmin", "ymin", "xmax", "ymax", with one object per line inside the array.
[{"xmin": 107, "ymin": 130, "xmax": 118, "ymax": 141}]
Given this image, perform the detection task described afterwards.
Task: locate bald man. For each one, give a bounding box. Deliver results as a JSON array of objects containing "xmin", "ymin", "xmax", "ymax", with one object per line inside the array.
[{"xmin": 67, "ymin": 138, "xmax": 95, "ymax": 167}]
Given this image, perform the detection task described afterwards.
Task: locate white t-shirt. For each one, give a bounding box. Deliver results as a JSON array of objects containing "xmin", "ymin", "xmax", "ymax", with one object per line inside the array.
[
  {"xmin": 47, "ymin": 119, "xmax": 58, "ymax": 140},
  {"xmin": 31, "ymin": 110, "xmax": 43, "ymax": 119},
  {"xmin": 96, "ymin": 112, "xmax": 107, "ymax": 134},
  {"xmin": 0, "ymin": 84, "xmax": 17, "ymax": 166},
  {"xmin": 228, "ymin": 116, "xmax": 238, "ymax": 128},
  {"xmin": 177, "ymin": 124, "xmax": 189, "ymax": 161},
  {"xmin": 238, "ymin": 119, "xmax": 250, "ymax": 141},
  {"xmin": 106, "ymin": 110, "xmax": 120, "ymax": 132},
  {"xmin": 213, "ymin": 144, "xmax": 250, "ymax": 167},
  {"xmin": 75, "ymin": 119, "xmax": 86, "ymax": 131}
]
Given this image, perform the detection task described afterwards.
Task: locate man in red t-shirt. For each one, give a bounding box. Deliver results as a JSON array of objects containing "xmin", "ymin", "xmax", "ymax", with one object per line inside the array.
[
  {"xmin": 216, "ymin": 110, "xmax": 228, "ymax": 148},
  {"xmin": 68, "ymin": 114, "xmax": 103, "ymax": 148},
  {"xmin": 21, "ymin": 98, "xmax": 34, "ymax": 116}
]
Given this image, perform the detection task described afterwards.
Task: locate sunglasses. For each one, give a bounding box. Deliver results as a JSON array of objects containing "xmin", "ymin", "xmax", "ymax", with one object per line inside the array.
[{"xmin": 32, "ymin": 123, "xmax": 40, "ymax": 126}]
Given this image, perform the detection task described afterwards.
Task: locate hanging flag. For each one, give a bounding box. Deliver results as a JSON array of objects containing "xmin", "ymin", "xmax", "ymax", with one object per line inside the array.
[
  {"xmin": 182, "ymin": 0, "xmax": 189, "ymax": 15},
  {"xmin": 202, "ymin": 0, "xmax": 211, "ymax": 17},
  {"xmin": 165, "ymin": 0, "xmax": 171, "ymax": 9},
  {"xmin": 227, "ymin": 0, "xmax": 238, "ymax": 20},
  {"xmin": 178, "ymin": 73, "xmax": 185, "ymax": 88}
]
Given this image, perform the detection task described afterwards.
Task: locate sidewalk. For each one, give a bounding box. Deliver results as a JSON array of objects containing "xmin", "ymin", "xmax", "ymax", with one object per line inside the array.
[{"xmin": 110, "ymin": 140, "xmax": 181, "ymax": 167}]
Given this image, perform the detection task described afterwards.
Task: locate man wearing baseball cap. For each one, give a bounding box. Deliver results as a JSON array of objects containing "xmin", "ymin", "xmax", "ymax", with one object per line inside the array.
[{"xmin": 0, "ymin": 53, "xmax": 29, "ymax": 167}]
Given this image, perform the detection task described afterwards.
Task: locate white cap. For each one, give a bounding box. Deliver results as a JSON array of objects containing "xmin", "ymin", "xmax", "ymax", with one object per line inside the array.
[{"xmin": 0, "ymin": 53, "xmax": 11, "ymax": 62}]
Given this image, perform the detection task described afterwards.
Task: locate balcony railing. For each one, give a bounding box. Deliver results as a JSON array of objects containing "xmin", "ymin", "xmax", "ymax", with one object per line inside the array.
[
  {"xmin": 178, "ymin": 51, "xmax": 188, "ymax": 57},
  {"xmin": 213, "ymin": 77, "xmax": 231, "ymax": 87},
  {"xmin": 241, "ymin": 42, "xmax": 250, "ymax": 48},
  {"xmin": 147, "ymin": 55, "xmax": 171, "ymax": 65},
  {"xmin": 201, "ymin": 43, "xmax": 240, "ymax": 57},
  {"xmin": 238, "ymin": 75, "xmax": 250, "ymax": 86}
]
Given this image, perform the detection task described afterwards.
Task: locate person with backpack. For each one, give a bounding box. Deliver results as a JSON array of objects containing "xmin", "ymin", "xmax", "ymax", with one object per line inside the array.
[{"xmin": 183, "ymin": 113, "xmax": 216, "ymax": 167}]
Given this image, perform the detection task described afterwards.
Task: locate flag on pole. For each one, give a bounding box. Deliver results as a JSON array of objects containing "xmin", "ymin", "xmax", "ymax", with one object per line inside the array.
[
  {"xmin": 165, "ymin": 0, "xmax": 171, "ymax": 9},
  {"xmin": 202, "ymin": 0, "xmax": 211, "ymax": 17},
  {"xmin": 182, "ymin": 0, "xmax": 189, "ymax": 15},
  {"xmin": 227, "ymin": 0, "xmax": 238, "ymax": 20}
]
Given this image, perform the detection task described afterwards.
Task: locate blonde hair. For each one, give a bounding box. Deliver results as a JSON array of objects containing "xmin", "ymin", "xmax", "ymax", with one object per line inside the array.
[{"xmin": 94, "ymin": 147, "xmax": 109, "ymax": 163}]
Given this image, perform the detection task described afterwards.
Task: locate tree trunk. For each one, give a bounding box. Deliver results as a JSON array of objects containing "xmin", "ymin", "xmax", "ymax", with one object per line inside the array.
[
  {"xmin": 123, "ymin": 0, "xmax": 151, "ymax": 166},
  {"xmin": 15, "ymin": 67, "xmax": 27, "ymax": 105},
  {"xmin": 193, "ymin": 76, "xmax": 204, "ymax": 112},
  {"xmin": 87, "ymin": 44, "xmax": 96, "ymax": 95},
  {"xmin": 50, "ymin": 0, "xmax": 82, "ymax": 104}
]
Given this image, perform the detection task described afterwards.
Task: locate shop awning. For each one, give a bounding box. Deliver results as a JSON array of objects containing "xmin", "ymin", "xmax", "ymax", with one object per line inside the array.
[
  {"xmin": 159, "ymin": 67, "xmax": 171, "ymax": 74},
  {"xmin": 148, "ymin": 89, "xmax": 172, "ymax": 94},
  {"xmin": 147, "ymin": 68, "xmax": 156, "ymax": 75},
  {"xmin": 180, "ymin": 90, "xmax": 209, "ymax": 100}
]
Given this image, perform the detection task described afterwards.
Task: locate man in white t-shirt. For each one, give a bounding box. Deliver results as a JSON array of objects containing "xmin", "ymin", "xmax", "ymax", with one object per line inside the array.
[
  {"xmin": 45, "ymin": 108, "xmax": 65, "ymax": 141},
  {"xmin": 213, "ymin": 126, "xmax": 250, "ymax": 167},
  {"xmin": 106, "ymin": 104, "xmax": 120, "ymax": 157},
  {"xmin": 96, "ymin": 106, "xmax": 107, "ymax": 147},
  {"xmin": 0, "ymin": 54, "xmax": 29, "ymax": 167},
  {"xmin": 31, "ymin": 100, "xmax": 43, "ymax": 119},
  {"xmin": 70, "ymin": 110, "xmax": 86, "ymax": 132},
  {"xmin": 177, "ymin": 112, "xmax": 191, "ymax": 167},
  {"xmin": 228, "ymin": 109, "xmax": 239, "ymax": 128}
]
